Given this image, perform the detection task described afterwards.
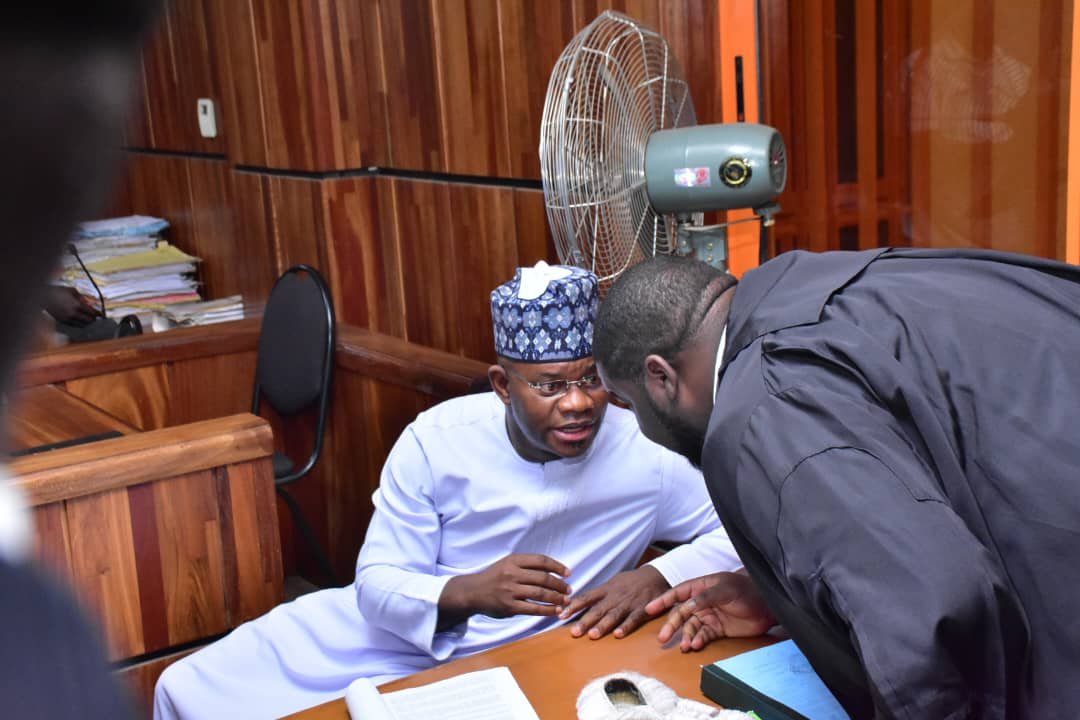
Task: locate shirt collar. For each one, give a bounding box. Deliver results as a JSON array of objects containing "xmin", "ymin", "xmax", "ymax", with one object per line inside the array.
[{"xmin": 712, "ymin": 324, "xmax": 728, "ymax": 401}]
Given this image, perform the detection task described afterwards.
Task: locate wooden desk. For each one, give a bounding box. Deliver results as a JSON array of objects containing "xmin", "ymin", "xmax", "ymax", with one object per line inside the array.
[
  {"xmin": 6, "ymin": 383, "xmax": 135, "ymax": 452},
  {"xmin": 284, "ymin": 618, "xmax": 777, "ymax": 719}
]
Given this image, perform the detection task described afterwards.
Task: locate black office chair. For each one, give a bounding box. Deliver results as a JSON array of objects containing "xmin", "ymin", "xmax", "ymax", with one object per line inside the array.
[{"xmin": 252, "ymin": 264, "xmax": 338, "ymax": 585}]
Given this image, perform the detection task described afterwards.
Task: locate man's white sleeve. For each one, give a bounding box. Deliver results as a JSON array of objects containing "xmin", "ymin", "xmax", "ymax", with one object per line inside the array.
[
  {"xmin": 646, "ymin": 448, "xmax": 741, "ymax": 586},
  {"xmin": 353, "ymin": 427, "xmax": 463, "ymax": 661}
]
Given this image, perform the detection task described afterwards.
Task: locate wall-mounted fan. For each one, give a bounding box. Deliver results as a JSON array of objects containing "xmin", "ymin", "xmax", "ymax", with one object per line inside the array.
[{"xmin": 540, "ymin": 10, "xmax": 787, "ymax": 284}]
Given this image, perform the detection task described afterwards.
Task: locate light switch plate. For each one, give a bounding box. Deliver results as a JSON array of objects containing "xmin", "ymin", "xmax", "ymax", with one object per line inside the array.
[{"xmin": 197, "ymin": 98, "xmax": 217, "ymax": 138}]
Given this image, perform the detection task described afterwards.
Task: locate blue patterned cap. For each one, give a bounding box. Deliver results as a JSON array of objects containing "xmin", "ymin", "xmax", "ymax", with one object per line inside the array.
[{"xmin": 491, "ymin": 262, "xmax": 600, "ymax": 362}]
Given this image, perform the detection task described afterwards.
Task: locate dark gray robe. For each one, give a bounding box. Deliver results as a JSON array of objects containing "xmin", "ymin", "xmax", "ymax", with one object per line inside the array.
[{"xmin": 705, "ymin": 248, "xmax": 1080, "ymax": 719}]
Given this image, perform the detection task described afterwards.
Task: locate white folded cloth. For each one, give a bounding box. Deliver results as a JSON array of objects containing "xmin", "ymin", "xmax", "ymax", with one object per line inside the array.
[{"xmin": 577, "ymin": 671, "xmax": 751, "ymax": 720}]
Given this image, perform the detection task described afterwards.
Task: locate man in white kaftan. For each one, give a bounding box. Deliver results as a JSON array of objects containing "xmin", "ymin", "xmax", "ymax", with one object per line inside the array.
[{"xmin": 154, "ymin": 264, "xmax": 740, "ymax": 720}]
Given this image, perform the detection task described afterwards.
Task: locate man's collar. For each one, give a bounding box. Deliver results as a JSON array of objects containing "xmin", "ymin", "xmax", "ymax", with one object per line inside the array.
[{"xmin": 712, "ymin": 324, "xmax": 728, "ymax": 401}]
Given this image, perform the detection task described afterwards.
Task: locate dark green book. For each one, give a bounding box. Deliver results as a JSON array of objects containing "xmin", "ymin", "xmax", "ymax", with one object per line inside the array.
[{"xmin": 700, "ymin": 640, "xmax": 850, "ymax": 720}]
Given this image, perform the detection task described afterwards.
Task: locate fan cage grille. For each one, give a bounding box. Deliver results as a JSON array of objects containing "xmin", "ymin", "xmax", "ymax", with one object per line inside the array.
[{"xmin": 540, "ymin": 10, "xmax": 697, "ymax": 285}]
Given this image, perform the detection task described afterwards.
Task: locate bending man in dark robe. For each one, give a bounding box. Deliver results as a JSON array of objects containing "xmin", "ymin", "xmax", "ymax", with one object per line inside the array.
[{"xmin": 594, "ymin": 249, "xmax": 1080, "ymax": 719}]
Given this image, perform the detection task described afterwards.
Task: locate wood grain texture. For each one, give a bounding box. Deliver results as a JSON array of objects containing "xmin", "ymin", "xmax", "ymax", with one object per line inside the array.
[
  {"xmin": 17, "ymin": 319, "xmax": 260, "ymax": 387},
  {"xmin": 221, "ymin": 459, "xmax": 285, "ymax": 621},
  {"xmin": 317, "ymin": 0, "xmax": 391, "ymax": 169},
  {"xmin": 24, "ymin": 421, "xmax": 280, "ymax": 688},
  {"xmin": 498, "ymin": 0, "xmax": 580, "ymax": 179},
  {"xmin": 656, "ymin": 0, "xmax": 721, "ymax": 125},
  {"xmin": 130, "ymin": 0, "xmax": 223, "ymax": 154},
  {"xmin": 284, "ymin": 616, "xmax": 776, "ymax": 719},
  {"xmin": 388, "ymin": 177, "xmax": 460, "ymax": 351},
  {"xmin": 64, "ymin": 365, "xmax": 171, "ymax": 431},
  {"xmin": 127, "ymin": 481, "xmax": 170, "ymax": 653},
  {"xmin": 512, "ymin": 188, "xmax": 559, "ymax": 265},
  {"xmin": 242, "ymin": 0, "xmax": 388, "ymax": 171},
  {"xmin": 206, "ymin": 0, "xmax": 268, "ymax": 165},
  {"xmin": 855, "ymin": 0, "xmax": 879, "ymax": 249},
  {"xmin": 380, "ymin": 0, "xmax": 444, "ymax": 171},
  {"xmin": 228, "ymin": 170, "xmax": 281, "ymax": 312},
  {"xmin": 268, "ymin": 175, "xmax": 332, "ymax": 274},
  {"xmin": 336, "ymin": 324, "xmax": 490, "ymax": 395},
  {"xmin": 432, "ymin": 0, "xmax": 511, "ymax": 177},
  {"xmin": 6, "ymin": 385, "xmax": 135, "ymax": 452},
  {"xmin": 66, "ymin": 487, "xmax": 145, "ymax": 660},
  {"xmin": 153, "ymin": 471, "xmax": 230, "ymax": 644},
  {"xmin": 322, "ymin": 176, "xmax": 405, "ymax": 335},
  {"xmin": 166, "ymin": 351, "xmax": 258, "ymax": 426},
  {"xmin": 11, "ymin": 414, "xmax": 274, "ymax": 507},
  {"xmin": 445, "ymin": 183, "xmax": 519, "ymax": 360},
  {"xmin": 185, "ymin": 157, "xmax": 241, "ymax": 301},
  {"xmin": 32, "ymin": 504, "xmax": 74, "ymax": 585}
]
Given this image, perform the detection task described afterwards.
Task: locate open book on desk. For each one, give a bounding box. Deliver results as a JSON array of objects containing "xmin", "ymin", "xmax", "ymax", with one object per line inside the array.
[
  {"xmin": 701, "ymin": 640, "xmax": 850, "ymax": 720},
  {"xmin": 345, "ymin": 666, "xmax": 540, "ymax": 720}
]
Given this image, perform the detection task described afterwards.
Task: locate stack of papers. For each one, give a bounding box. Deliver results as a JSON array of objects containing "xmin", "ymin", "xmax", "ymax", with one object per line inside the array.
[
  {"xmin": 345, "ymin": 667, "xmax": 540, "ymax": 720},
  {"xmin": 151, "ymin": 295, "xmax": 244, "ymax": 331},
  {"xmin": 62, "ymin": 215, "xmax": 203, "ymax": 328}
]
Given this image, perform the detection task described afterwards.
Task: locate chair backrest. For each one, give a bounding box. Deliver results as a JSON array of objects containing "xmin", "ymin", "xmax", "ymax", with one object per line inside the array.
[{"xmin": 253, "ymin": 265, "xmax": 335, "ymax": 420}]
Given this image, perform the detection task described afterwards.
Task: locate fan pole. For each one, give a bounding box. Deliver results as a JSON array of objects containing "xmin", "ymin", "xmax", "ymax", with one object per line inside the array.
[{"xmin": 720, "ymin": 0, "xmax": 766, "ymax": 276}]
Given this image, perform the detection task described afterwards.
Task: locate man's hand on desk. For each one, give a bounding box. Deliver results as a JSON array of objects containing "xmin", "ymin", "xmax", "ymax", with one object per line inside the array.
[
  {"xmin": 43, "ymin": 286, "xmax": 101, "ymax": 327},
  {"xmin": 558, "ymin": 565, "xmax": 669, "ymax": 640},
  {"xmin": 646, "ymin": 570, "xmax": 776, "ymax": 652},
  {"xmin": 438, "ymin": 553, "xmax": 572, "ymax": 630}
]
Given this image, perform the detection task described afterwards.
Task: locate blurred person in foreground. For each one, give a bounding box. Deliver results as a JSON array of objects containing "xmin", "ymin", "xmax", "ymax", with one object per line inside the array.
[{"xmin": 0, "ymin": 3, "xmax": 161, "ymax": 718}]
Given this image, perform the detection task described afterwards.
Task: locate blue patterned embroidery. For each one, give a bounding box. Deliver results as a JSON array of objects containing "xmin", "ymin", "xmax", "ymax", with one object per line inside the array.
[{"xmin": 491, "ymin": 265, "xmax": 599, "ymax": 362}]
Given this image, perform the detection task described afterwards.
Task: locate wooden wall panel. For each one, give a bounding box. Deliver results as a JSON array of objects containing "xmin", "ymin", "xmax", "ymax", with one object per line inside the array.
[
  {"xmin": 246, "ymin": 0, "xmax": 389, "ymax": 171},
  {"xmin": 498, "ymin": 0, "xmax": 579, "ymax": 179},
  {"xmin": 186, "ymin": 158, "xmax": 240, "ymax": 301},
  {"xmin": 64, "ymin": 365, "xmax": 171, "ymax": 431},
  {"xmin": 446, "ymin": 183, "xmax": 520, "ymax": 360},
  {"xmin": 166, "ymin": 351, "xmax": 257, "ymax": 427},
  {"xmin": 267, "ymin": 176, "xmax": 331, "ymax": 274},
  {"xmin": 323, "ymin": 176, "xmax": 405, "ymax": 335},
  {"xmin": 513, "ymin": 188, "xmax": 559, "ymax": 266},
  {"xmin": 390, "ymin": 178, "xmax": 459, "ymax": 351},
  {"xmin": 228, "ymin": 170, "xmax": 280, "ymax": 310},
  {"xmin": 761, "ymin": 0, "xmax": 1070, "ymax": 258},
  {"xmin": 124, "ymin": 153, "xmax": 194, "ymax": 249},
  {"xmin": 433, "ymin": 0, "xmax": 511, "ymax": 177},
  {"xmin": 130, "ymin": 0, "xmax": 223, "ymax": 154},
  {"xmin": 207, "ymin": 0, "xmax": 268, "ymax": 165},
  {"xmin": 252, "ymin": 3, "xmax": 319, "ymax": 170},
  {"xmin": 656, "ymin": 1, "xmax": 723, "ymax": 126},
  {"xmin": 380, "ymin": 0, "xmax": 445, "ymax": 172}
]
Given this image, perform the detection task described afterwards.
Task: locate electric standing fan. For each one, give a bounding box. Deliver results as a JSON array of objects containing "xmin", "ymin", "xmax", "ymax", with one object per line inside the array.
[{"xmin": 540, "ymin": 10, "xmax": 788, "ymax": 285}]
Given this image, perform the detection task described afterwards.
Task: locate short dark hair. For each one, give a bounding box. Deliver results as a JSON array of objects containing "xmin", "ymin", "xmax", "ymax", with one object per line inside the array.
[{"xmin": 595, "ymin": 256, "xmax": 736, "ymax": 381}]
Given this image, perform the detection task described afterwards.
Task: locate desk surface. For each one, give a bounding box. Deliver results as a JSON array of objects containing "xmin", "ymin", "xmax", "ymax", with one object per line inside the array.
[
  {"xmin": 284, "ymin": 618, "xmax": 776, "ymax": 719},
  {"xmin": 6, "ymin": 384, "xmax": 135, "ymax": 452}
]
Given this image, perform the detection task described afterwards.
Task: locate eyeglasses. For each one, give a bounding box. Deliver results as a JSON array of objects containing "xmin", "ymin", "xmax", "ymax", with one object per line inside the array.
[{"xmin": 502, "ymin": 365, "xmax": 605, "ymax": 398}]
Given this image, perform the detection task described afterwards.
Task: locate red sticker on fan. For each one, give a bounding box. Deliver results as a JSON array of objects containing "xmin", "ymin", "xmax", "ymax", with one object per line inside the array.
[{"xmin": 674, "ymin": 167, "xmax": 711, "ymax": 188}]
